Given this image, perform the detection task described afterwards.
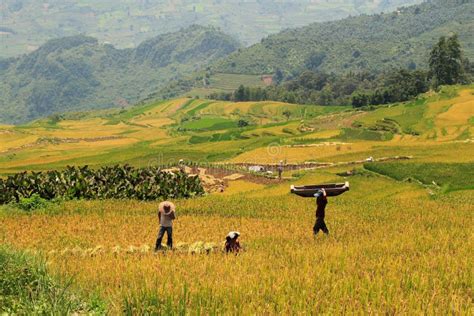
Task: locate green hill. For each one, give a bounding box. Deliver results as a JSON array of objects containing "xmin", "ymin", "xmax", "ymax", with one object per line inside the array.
[
  {"xmin": 1, "ymin": 0, "xmax": 422, "ymax": 58},
  {"xmin": 214, "ymin": 0, "xmax": 474, "ymax": 76},
  {"xmin": 2, "ymin": 1, "xmax": 472, "ymax": 124},
  {"xmin": 0, "ymin": 26, "xmax": 239, "ymax": 124}
]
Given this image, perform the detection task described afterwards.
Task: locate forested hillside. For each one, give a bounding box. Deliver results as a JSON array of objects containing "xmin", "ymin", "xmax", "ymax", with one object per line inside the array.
[
  {"xmin": 214, "ymin": 0, "xmax": 474, "ymax": 76},
  {"xmin": 2, "ymin": 1, "xmax": 472, "ymax": 124},
  {"xmin": 0, "ymin": 26, "xmax": 239, "ymax": 124},
  {"xmin": 0, "ymin": 0, "xmax": 422, "ymax": 58}
]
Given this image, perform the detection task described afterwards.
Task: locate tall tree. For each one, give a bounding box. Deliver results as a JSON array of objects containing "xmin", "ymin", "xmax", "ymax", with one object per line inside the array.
[
  {"xmin": 273, "ymin": 69, "xmax": 284, "ymax": 85},
  {"xmin": 234, "ymin": 85, "xmax": 246, "ymax": 102},
  {"xmin": 429, "ymin": 35, "xmax": 465, "ymax": 87}
]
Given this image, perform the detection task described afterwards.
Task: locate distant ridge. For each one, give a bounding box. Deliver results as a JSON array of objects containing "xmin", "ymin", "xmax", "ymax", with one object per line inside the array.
[
  {"xmin": 0, "ymin": 26, "xmax": 239, "ymax": 124},
  {"xmin": 1, "ymin": 1, "xmax": 473, "ymax": 124},
  {"xmin": 214, "ymin": 0, "xmax": 474, "ymax": 76},
  {"xmin": 1, "ymin": 0, "xmax": 424, "ymax": 58}
]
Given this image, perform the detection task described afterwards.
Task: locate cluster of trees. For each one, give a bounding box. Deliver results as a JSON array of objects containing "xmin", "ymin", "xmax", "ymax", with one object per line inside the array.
[
  {"xmin": 429, "ymin": 34, "xmax": 472, "ymax": 87},
  {"xmin": 353, "ymin": 34, "xmax": 471, "ymax": 107},
  {"xmin": 210, "ymin": 69, "xmax": 427, "ymax": 106},
  {"xmin": 351, "ymin": 70, "xmax": 429, "ymax": 107},
  {"xmin": 210, "ymin": 35, "xmax": 472, "ymax": 108}
]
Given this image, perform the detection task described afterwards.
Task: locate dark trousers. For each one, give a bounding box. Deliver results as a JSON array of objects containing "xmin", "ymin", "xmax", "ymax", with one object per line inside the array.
[
  {"xmin": 155, "ymin": 226, "xmax": 173, "ymax": 250},
  {"xmin": 313, "ymin": 217, "xmax": 329, "ymax": 235}
]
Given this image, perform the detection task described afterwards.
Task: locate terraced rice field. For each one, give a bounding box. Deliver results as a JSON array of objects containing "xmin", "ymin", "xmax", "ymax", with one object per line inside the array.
[
  {"xmin": 185, "ymin": 73, "xmax": 268, "ymax": 98},
  {"xmin": 0, "ymin": 86, "xmax": 473, "ymax": 173},
  {"xmin": 0, "ymin": 85, "xmax": 473, "ymax": 313}
]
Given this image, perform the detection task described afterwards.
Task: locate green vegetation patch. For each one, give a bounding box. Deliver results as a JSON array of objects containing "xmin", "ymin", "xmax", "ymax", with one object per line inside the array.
[
  {"xmin": 437, "ymin": 85, "xmax": 460, "ymax": 100},
  {"xmin": 178, "ymin": 99, "xmax": 197, "ymax": 112},
  {"xmin": 189, "ymin": 130, "xmax": 249, "ymax": 144},
  {"xmin": 105, "ymin": 100, "xmax": 168, "ymax": 125},
  {"xmin": 358, "ymin": 98, "xmax": 430, "ymax": 136},
  {"xmin": 209, "ymin": 73, "xmax": 266, "ymax": 91},
  {"xmin": 289, "ymin": 137, "xmax": 331, "ymax": 145},
  {"xmin": 188, "ymin": 135, "xmax": 211, "ymax": 145},
  {"xmin": 339, "ymin": 128, "xmax": 393, "ymax": 141},
  {"xmin": 367, "ymin": 118, "xmax": 401, "ymax": 134},
  {"xmin": 0, "ymin": 165, "xmax": 204, "ymax": 204},
  {"xmin": 282, "ymin": 128, "xmax": 298, "ymax": 135},
  {"xmin": 364, "ymin": 162, "xmax": 474, "ymax": 192},
  {"xmin": 186, "ymin": 101, "xmax": 214, "ymax": 117},
  {"xmin": 17, "ymin": 194, "xmax": 49, "ymax": 211},
  {"xmin": 468, "ymin": 116, "xmax": 474, "ymax": 126},
  {"xmin": 455, "ymin": 128, "xmax": 471, "ymax": 141},
  {"xmin": 392, "ymin": 100, "xmax": 428, "ymax": 135},
  {"xmin": 0, "ymin": 246, "xmax": 105, "ymax": 314},
  {"xmin": 181, "ymin": 117, "xmax": 237, "ymax": 131}
]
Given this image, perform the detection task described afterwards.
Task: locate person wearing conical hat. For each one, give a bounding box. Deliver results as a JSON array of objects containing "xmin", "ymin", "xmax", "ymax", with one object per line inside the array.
[
  {"xmin": 225, "ymin": 231, "xmax": 241, "ymax": 254},
  {"xmin": 155, "ymin": 201, "xmax": 176, "ymax": 251}
]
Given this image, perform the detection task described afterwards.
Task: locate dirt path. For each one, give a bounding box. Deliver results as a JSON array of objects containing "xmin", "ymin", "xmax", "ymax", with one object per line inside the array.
[
  {"xmin": 224, "ymin": 155, "xmax": 412, "ymax": 172},
  {"xmin": 172, "ymin": 155, "xmax": 411, "ymax": 194}
]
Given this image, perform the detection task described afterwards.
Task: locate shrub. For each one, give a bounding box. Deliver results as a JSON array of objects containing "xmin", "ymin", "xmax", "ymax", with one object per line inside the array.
[
  {"xmin": 238, "ymin": 119, "xmax": 249, "ymax": 127},
  {"xmin": 282, "ymin": 128, "xmax": 297, "ymax": 135},
  {"xmin": 17, "ymin": 194, "xmax": 48, "ymax": 211}
]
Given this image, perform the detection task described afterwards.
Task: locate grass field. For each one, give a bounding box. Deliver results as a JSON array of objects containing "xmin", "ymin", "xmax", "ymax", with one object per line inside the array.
[
  {"xmin": 181, "ymin": 117, "xmax": 238, "ymax": 131},
  {"xmin": 0, "ymin": 246, "xmax": 105, "ymax": 314},
  {"xmin": 364, "ymin": 162, "xmax": 474, "ymax": 191},
  {"xmin": 0, "ymin": 85, "xmax": 473, "ymax": 314}
]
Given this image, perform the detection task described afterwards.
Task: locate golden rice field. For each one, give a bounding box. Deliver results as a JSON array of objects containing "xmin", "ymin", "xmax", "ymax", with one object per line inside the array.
[
  {"xmin": 0, "ymin": 170, "xmax": 473, "ymax": 314},
  {"xmin": 0, "ymin": 85, "xmax": 473, "ymax": 313}
]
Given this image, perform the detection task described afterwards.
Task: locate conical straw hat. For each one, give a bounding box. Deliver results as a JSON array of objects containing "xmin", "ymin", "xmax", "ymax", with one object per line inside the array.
[
  {"xmin": 159, "ymin": 201, "xmax": 176, "ymax": 214},
  {"xmin": 226, "ymin": 231, "xmax": 240, "ymax": 240}
]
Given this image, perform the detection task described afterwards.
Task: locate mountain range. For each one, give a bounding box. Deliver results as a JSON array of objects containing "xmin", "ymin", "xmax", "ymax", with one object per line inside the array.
[
  {"xmin": 0, "ymin": 26, "xmax": 238, "ymax": 124},
  {"xmin": 214, "ymin": 0, "xmax": 474, "ymax": 75},
  {"xmin": 0, "ymin": 0, "xmax": 473, "ymax": 124},
  {"xmin": 0, "ymin": 0, "xmax": 423, "ymax": 58}
]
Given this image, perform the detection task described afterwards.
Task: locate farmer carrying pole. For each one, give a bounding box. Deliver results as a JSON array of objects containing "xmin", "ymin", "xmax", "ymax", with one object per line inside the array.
[
  {"xmin": 313, "ymin": 188, "xmax": 329, "ymax": 235},
  {"xmin": 290, "ymin": 182, "xmax": 349, "ymax": 236},
  {"xmin": 155, "ymin": 201, "xmax": 176, "ymax": 251}
]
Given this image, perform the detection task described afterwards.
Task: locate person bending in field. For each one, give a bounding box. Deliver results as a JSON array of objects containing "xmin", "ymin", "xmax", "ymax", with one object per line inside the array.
[
  {"xmin": 313, "ymin": 189, "xmax": 329, "ymax": 235},
  {"xmin": 225, "ymin": 231, "xmax": 242, "ymax": 254},
  {"xmin": 155, "ymin": 201, "xmax": 176, "ymax": 251}
]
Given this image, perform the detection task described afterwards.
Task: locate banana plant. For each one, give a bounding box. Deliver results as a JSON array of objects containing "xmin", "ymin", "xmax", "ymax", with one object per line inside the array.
[{"xmin": 0, "ymin": 164, "xmax": 204, "ymax": 204}]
